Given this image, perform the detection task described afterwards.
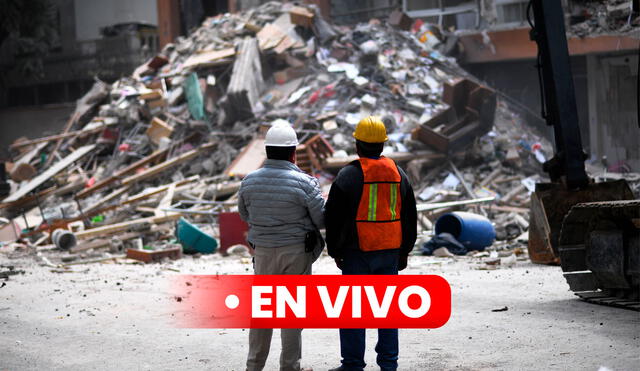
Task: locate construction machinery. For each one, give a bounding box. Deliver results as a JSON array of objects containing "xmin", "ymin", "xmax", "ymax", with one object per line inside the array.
[{"xmin": 526, "ymin": 0, "xmax": 639, "ymax": 310}]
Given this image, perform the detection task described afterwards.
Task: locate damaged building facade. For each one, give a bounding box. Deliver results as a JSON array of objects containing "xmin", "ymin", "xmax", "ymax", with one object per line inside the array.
[
  {"xmin": 403, "ymin": 0, "xmax": 640, "ymax": 171},
  {"xmin": 0, "ymin": 0, "xmax": 159, "ymax": 151}
]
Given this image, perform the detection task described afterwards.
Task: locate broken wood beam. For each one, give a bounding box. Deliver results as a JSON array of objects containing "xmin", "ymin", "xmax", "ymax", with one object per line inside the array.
[
  {"xmin": 449, "ymin": 160, "xmax": 476, "ymax": 198},
  {"xmin": 124, "ymin": 176, "xmax": 199, "ymax": 204},
  {"xmin": 479, "ymin": 168, "xmax": 502, "ymax": 188},
  {"xmin": 121, "ymin": 143, "xmax": 214, "ymax": 186},
  {"xmin": 84, "ymin": 186, "xmax": 130, "ymax": 214},
  {"xmin": 0, "ymin": 187, "xmax": 57, "ymax": 211},
  {"xmin": 416, "ymin": 196, "xmax": 495, "ymax": 212},
  {"xmin": 494, "ymin": 175, "xmax": 523, "ymax": 184},
  {"xmin": 3, "ymin": 144, "xmax": 96, "ymax": 203},
  {"xmin": 76, "ymin": 148, "xmax": 169, "ymax": 199},
  {"xmin": 10, "ymin": 142, "xmax": 47, "ymax": 169},
  {"xmin": 501, "ymin": 184, "xmax": 527, "ymax": 204},
  {"xmin": 324, "ymin": 151, "xmax": 446, "ymax": 169},
  {"xmin": 74, "ymin": 213, "xmax": 182, "ymax": 240},
  {"xmin": 481, "ymin": 204, "xmax": 530, "ymax": 214},
  {"xmin": 43, "ymin": 112, "xmax": 80, "ymax": 168},
  {"xmin": 9, "ymin": 124, "xmax": 111, "ymax": 150},
  {"xmin": 82, "ymin": 176, "xmax": 200, "ymax": 218},
  {"xmin": 69, "ymin": 232, "xmax": 141, "ymax": 253}
]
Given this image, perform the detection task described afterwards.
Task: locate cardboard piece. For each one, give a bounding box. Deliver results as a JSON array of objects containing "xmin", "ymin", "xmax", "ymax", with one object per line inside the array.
[
  {"xmin": 146, "ymin": 117, "xmax": 174, "ymax": 145},
  {"xmin": 224, "ymin": 138, "xmax": 266, "ymax": 178},
  {"xmin": 182, "ymin": 48, "xmax": 235, "ymax": 69}
]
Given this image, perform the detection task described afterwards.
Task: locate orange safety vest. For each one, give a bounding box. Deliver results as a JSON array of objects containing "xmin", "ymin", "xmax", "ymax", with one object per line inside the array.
[{"xmin": 355, "ymin": 156, "xmax": 402, "ymax": 252}]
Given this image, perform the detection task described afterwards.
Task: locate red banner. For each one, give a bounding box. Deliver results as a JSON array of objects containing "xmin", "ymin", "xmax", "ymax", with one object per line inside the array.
[{"xmin": 171, "ymin": 275, "xmax": 450, "ymax": 329}]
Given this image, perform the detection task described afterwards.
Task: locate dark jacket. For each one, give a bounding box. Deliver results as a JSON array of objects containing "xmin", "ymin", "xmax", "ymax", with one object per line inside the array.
[{"xmin": 324, "ymin": 158, "xmax": 417, "ymax": 258}]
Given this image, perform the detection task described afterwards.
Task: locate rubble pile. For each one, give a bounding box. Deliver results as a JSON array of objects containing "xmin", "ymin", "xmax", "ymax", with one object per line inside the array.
[
  {"xmin": 568, "ymin": 0, "xmax": 640, "ymax": 37},
  {"xmin": 0, "ymin": 2, "xmax": 557, "ymax": 268}
]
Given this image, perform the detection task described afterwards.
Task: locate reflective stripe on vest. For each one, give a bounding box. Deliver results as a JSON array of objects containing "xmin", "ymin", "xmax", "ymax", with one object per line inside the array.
[{"xmin": 356, "ymin": 157, "xmax": 402, "ymax": 252}]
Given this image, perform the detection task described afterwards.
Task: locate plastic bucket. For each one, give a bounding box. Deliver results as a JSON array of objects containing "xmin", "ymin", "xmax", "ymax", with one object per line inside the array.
[
  {"xmin": 175, "ymin": 218, "xmax": 218, "ymax": 254},
  {"xmin": 435, "ymin": 212, "xmax": 495, "ymax": 251}
]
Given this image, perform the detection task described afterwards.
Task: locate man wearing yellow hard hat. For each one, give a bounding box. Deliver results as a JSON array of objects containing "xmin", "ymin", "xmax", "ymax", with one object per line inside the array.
[{"xmin": 325, "ymin": 116, "xmax": 417, "ymax": 371}]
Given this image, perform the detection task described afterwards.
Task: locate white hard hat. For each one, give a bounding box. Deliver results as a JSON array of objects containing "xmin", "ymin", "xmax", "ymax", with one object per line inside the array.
[{"xmin": 264, "ymin": 120, "xmax": 299, "ymax": 147}]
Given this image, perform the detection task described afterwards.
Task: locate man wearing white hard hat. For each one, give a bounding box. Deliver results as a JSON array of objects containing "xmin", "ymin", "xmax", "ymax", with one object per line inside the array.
[{"xmin": 239, "ymin": 120, "xmax": 324, "ymax": 371}]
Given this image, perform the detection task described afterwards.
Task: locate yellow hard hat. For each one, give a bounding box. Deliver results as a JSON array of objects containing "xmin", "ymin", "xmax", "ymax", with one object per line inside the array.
[{"xmin": 353, "ymin": 116, "xmax": 388, "ymax": 143}]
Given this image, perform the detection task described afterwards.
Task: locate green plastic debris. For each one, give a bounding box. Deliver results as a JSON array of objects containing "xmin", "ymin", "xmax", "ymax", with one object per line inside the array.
[
  {"xmin": 91, "ymin": 215, "xmax": 104, "ymax": 223},
  {"xmin": 184, "ymin": 72, "xmax": 205, "ymax": 121}
]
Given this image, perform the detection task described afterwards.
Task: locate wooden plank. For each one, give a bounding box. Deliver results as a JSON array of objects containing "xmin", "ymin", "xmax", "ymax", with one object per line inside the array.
[
  {"xmin": 125, "ymin": 176, "xmax": 198, "ymax": 204},
  {"xmin": 76, "ymin": 148, "xmax": 169, "ymax": 199},
  {"xmin": 324, "ymin": 151, "xmax": 446, "ymax": 169},
  {"xmin": 84, "ymin": 186, "xmax": 130, "ymax": 214},
  {"xmin": 479, "ymin": 168, "xmax": 502, "ymax": 188},
  {"xmin": 146, "ymin": 117, "xmax": 173, "ymax": 145},
  {"xmin": 9, "ymin": 124, "xmax": 110, "ymax": 150},
  {"xmin": 69, "ymin": 232, "xmax": 140, "ymax": 253},
  {"xmin": 449, "ymin": 160, "xmax": 476, "ymax": 198},
  {"xmin": 11, "ymin": 142, "xmax": 48, "ymax": 166},
  {"xmin": 74, "ymin": 213, "xmax": 181, "ymax": 240},
  {"xmin": 224, "ymin": 138, "xmax": 266, "ymax": 178},
  {"xmin": 289, "ymin": 6, "xmax": 314, "ymax": 27},
  {"xmin": 495, "ymin": 175, "xmax": 523, "ymax": 184},
  {"xmin": 502, "ymin": 184, "xmax": 527, "ymax": 203},
  {"xmin": 155, "ymin": 184, "xmax": 175, "ymax": 217},
  {"xmin": 3, "ymin": 144, "xmax": 96, "ymax": 203},
  {"xmin": 257, "ymin": 23, "xmax": 287, "ymax": 50},
  {"xmin": 417, "ymin": 197, "xmax": 495, "ymax": 212},
  {"xmin": 139, "ymin": 89, "xmax": 163, "ymax": 101},
  {"xmin": 121, "ymin": 143, "xmax": 214, "ymax": 186},
  {"xmin": 480, "ymin": 204, "xmax": 530, "ymax": 214},
  {"xmin": 0, "ymin": 187, "xmax": 57, "ymax": 211},
  {"xmin": 126, "ymin": 247, "xmax": 182, "ymax": 263},
  {"xmin": 81, "ymin": 177, "xmax": 199, "ymax": 220},
  {"xmin": 182, "ymin": 48, "xmax": 235, "ymax": 69},
  {"xmin": 44, "ymin": 112, "xmax": 80, "ymax": 168}
]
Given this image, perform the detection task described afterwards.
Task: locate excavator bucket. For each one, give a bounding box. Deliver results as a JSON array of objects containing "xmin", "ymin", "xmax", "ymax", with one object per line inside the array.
[{"xmin": 528, "ymin": 180, "xmax": 635, "ymax": 264}]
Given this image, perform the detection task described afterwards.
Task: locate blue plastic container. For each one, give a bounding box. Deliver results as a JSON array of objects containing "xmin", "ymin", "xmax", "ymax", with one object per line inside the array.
[
  {"xmin": 175, "ymin": 218, "xmax": 218, "ymax": 254},
  {"xmin": 434, "ymin": 211, "xmax": 496, "ymax": 251}
]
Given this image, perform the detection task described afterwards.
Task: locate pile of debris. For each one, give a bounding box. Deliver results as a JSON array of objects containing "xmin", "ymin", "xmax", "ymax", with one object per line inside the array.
[
  {"xmin": 0, "ymin": 2, "xmax": 554, "ymax": 268},
  {"xmin": 568, "ymin": 0, "xmax": 640, "ymax": 37}
]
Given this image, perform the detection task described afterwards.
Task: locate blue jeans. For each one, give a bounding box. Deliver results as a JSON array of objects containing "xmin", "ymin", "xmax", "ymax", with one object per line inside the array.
[{"xmin": 339, "ymin": 249, "xmax": 399, "ymax": 371}]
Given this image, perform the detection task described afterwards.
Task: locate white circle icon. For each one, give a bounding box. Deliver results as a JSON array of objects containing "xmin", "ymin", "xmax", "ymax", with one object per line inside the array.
[{"xmin": 225, "ymin": 294, "xmax": 240, "ymax": 309}]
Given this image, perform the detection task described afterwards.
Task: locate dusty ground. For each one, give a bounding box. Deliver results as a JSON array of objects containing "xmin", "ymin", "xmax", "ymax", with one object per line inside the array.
[{"xmin": 1, "ymin": 251, "xmax": 639, "ymax": 371}]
